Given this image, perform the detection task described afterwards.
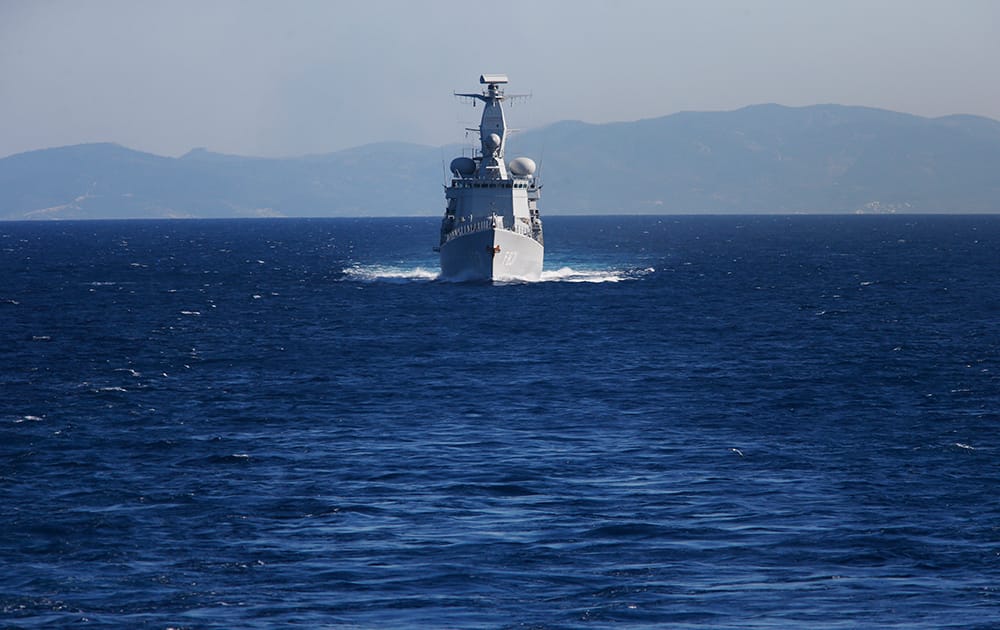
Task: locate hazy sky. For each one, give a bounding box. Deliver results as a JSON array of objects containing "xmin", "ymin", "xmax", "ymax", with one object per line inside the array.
[{"xmin": 1, "ymin": 0, "xmax": 998, "ymax": 158}]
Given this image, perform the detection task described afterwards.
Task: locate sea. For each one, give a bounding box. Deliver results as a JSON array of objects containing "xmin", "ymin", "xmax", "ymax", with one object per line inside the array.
[{"xmin": 2, "ymin": 214, "xmax": 999, "ymax": 629}]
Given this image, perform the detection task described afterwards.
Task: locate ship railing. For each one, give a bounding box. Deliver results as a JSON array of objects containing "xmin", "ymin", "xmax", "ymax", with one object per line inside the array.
[
  {"xmin": 443, "ymin": 216, "xmax": 538, "ymax": 244},
  {"xmin": 443, "ymin": 217, "xmax": 494, "ymax": 243},
  {"xmin": 512, "ymin": 220, "xmax": 535, "ymax": 238}
]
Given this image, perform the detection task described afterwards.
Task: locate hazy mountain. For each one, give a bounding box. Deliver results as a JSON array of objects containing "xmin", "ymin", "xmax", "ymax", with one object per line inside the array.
[
  {"xmin": 505, "ymin": 104, "xmax": 1000, "ymax": 213},
  {"xmin": 0, "ymin": 141, "xmax": 444, "ymax": 219},
  {"xmin": 2, "ymin": 104, "xmax": 999, "ymax": 219}
]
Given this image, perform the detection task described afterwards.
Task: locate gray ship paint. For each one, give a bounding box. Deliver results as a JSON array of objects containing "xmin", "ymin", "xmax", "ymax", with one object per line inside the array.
[{"xmin": 438, "ymin": 75, "xmax": 544, "ymax": 282}]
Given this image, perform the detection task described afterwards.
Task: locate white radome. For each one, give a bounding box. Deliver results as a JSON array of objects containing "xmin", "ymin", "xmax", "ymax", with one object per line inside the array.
[
  {"xmin": 450, "ymin": 156, "xmax": 477, "ymax": 176},
  {"xmin": 508, "ymin": 157, "xmax": 536, "ymax": 177}
]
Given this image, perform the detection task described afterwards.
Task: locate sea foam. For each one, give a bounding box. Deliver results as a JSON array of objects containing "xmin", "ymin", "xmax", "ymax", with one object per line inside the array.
[{"xmin": 340, "ymin": 264, "xmax": 652, "ymax": 284}]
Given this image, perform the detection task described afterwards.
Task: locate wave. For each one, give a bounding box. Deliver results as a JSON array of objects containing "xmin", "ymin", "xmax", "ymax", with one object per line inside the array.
[
  {"xmin": 339, "ymin": 264, "xmax": 654, "ymax": 284},
  {"xmin": 340, "ymin": 265, "xmax": 440, "ymax": 283},
  {"xmin": 539, "ymin": 266, "xmax": 654, "ymax": 283}
]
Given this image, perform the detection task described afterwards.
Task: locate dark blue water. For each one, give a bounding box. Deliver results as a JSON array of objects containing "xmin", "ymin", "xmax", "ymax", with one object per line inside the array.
[{"xmin": 2, "ymin": 215, "xmax": 999, "ymax": 628}]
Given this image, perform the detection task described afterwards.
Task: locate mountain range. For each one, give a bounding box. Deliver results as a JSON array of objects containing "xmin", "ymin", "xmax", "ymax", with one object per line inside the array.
[{"xmin": 2, "ymin": 103, "xmax": 999, "ymax": 219}]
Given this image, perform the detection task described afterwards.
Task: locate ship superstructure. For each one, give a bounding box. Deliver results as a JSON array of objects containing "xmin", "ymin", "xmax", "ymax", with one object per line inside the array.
[{"xmin": 438, "ymin": 74, "xmax": 543, "ymax": 281}]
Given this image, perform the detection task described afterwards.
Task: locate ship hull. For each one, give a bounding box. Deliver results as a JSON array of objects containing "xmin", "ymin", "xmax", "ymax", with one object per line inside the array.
[{"xmin": 439, "ymin": 228, "xmax": 543, "ymax": 282}]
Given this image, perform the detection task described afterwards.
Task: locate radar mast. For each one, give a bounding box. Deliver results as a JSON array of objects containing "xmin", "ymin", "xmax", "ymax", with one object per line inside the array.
[{"xmin": 455, "ymin": 74, "xmax": 512, "ymax": 179}]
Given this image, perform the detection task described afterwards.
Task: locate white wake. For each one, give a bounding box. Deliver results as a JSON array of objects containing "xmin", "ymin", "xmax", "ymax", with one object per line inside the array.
[
  {"xmin": 340, "ymin": 265, "xmax": 440, "ymax": 283},
  {"xmin": 539, "ymin": 266, "xmax": 654, "ymax": 283},
  {"xmin": 339, "ymin": 264, "xmax": 653, "ymax": 284}
]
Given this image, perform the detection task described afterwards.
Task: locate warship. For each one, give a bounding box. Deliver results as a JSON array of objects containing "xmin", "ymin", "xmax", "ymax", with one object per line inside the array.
[{"xmin": 437, "ymin": 74, "xmax": 544, "ymax": 281}]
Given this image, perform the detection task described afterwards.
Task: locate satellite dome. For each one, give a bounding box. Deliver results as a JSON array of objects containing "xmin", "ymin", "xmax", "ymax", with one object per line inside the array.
[
  {"xmin": 450, "ymin": 156, "xmax": 476, "ymax": 176},
  {"xmin": 508, "ymin": 157, "xmax": 537, "ymax": 177},
  {"xmin": 485, "ymin": 133, "xmax": 501, "ymax": 151}
]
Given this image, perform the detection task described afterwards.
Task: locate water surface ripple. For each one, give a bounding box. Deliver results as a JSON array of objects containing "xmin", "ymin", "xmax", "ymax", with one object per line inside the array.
[{"xmin": 2, "ymin": 216, "xmax": 999, "ymax": 628}]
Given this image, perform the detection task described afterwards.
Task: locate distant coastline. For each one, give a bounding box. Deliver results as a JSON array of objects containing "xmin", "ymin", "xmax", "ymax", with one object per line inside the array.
[{"xmin": 2, "ymin": 104, "xmax": 999, "ymax": 220}]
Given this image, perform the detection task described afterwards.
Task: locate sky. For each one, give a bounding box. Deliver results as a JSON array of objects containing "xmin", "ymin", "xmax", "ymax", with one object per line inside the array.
[{"xmin": 1, "ymin": 0, "xmax": 998, "ymax": 159}]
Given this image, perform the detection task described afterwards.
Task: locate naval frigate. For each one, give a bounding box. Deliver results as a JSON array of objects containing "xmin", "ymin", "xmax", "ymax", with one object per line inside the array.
[{"xmin": 438, "ymin": 74, "xmax": 543, "ymax": 281}]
